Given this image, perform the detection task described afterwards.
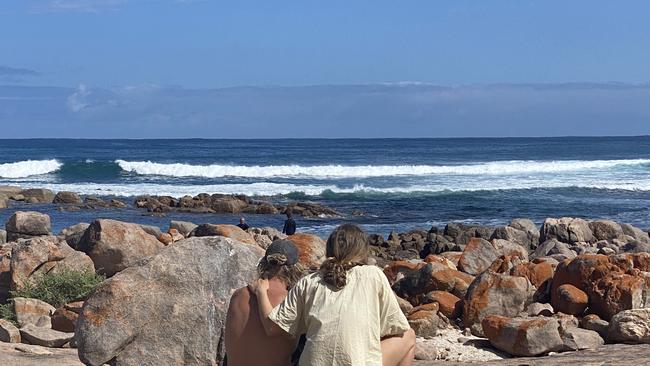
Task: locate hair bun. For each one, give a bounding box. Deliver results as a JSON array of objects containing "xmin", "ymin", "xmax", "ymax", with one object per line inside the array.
[{"xmin": 266, "ymin": 253, "xmax": 288, "ymax": 266}]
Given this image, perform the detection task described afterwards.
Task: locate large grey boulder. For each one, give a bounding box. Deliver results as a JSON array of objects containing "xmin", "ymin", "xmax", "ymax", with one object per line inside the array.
[
  {"xmin": 75, "ymin": 236, "xmax": 264, "ymax": 366},
  {"xmin": 21, "ymin": 189, "xmax": 55, "ymax": 204},
  {"xmin": 540, "ymin": 217, "xmax": 595, "ymax": 244},
  {"xmin": 0, "ymin": 193, "xmax": 8, "ymax": 209},
  {"xmin": 77, "ymin": 219, "xmax": 164, "ymax": 277},
  {"xmin": 5, "ymin": 211, "xmax": 52, "ymax": 242}
]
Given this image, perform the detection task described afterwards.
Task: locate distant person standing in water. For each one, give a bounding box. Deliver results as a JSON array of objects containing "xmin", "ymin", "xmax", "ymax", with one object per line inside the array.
[
  {"xmin": 282, "ymin": 211, "xmax": 296, "ymax": 235},
  {"xmin": 237, "ymin": 217, "xmax": 250, "ymax": 231}
]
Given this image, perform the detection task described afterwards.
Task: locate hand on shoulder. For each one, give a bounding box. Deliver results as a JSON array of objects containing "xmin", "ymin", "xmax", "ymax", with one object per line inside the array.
[{"xmin": 248, "ymin": 278, "xmax": 270, "ymax": 297}]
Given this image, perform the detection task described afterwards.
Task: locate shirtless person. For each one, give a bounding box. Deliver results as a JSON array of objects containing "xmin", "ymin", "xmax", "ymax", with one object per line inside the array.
[{"xmin": 225, "ymin": 240, "xmax": 306, "ymax": 366}]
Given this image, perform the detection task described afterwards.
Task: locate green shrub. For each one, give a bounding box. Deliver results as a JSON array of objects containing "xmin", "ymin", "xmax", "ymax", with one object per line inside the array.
[
  {"xmin": 11, "ymin": 268, "xmax": 105, "ymax": 308},
  {"xmin": 0, "ymin": 302, "xmax": 17, "ymax": 326}
]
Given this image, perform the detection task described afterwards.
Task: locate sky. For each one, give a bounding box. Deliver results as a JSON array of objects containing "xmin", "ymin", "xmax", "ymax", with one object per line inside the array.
[{"xmin": 1, "ymin": 0, "xmax": 650, "ymax": 138}]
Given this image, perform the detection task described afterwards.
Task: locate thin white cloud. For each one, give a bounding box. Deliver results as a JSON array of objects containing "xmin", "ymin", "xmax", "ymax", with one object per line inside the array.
[
  {"xmin": 42, "ymin": 0, "xmax": 202, "ymax": 13},
  {"xmin": 67, "ymin": 84, "xmax": 91, "ymax": 112}
]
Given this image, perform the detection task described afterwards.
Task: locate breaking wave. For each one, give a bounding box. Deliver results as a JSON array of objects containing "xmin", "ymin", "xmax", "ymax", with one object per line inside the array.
[
  {"xmin": 0, "ymin": 159, "xmax": 62, "ymax": 178},
  {"xmin": 114, "ymin": 159, "xmax": 650, "ymax": 179}
]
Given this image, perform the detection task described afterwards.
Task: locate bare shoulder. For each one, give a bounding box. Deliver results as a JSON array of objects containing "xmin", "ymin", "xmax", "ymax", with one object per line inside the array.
[{"xmin": 229, "ymin": 286, "xmax": 252, "ymax": 308}]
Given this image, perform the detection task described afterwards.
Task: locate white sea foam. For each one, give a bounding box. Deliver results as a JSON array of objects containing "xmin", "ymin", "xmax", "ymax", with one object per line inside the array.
[
  {"xmin": 115, "ymin": 159, "xmax": 650, "ymax": 178},
  {"xmin": 14, "ymin": 178, "xmax": 650, "ymax": 198},
  {"xmin": 0, "ymin": 159, "xmax": 62, "ymax": 178}
]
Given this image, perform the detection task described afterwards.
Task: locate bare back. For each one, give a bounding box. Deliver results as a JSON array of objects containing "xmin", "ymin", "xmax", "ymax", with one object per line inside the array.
[{"xmin": 225, "ymin": 278, "xmax": 296, "ymax": 366}]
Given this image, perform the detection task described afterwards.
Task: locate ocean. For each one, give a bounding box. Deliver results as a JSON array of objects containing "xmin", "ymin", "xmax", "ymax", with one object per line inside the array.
[{"xmin": 1, "ymin": 137, "xmax": 649, "ymax": 237}]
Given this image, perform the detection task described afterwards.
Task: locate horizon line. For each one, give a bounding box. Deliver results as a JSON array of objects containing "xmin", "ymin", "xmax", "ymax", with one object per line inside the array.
[{"xmin": 1, "ymin": 135, "xmax": 649, "ymax": 141}]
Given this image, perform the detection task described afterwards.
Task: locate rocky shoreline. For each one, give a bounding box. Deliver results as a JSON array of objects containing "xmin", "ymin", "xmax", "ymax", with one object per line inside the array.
[
  {"xmin": 0, "ymin": 185, "xmax": 342, "ymax": 218},
  {"xmin": 2, "ymin": 195, "xmax": 650, "ymax": 364}
]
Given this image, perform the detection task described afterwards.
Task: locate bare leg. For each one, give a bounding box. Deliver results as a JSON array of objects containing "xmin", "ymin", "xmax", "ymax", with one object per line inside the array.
[{"xmin": 381, "ymin": 328, "xmax": 416, "ymax": 366}]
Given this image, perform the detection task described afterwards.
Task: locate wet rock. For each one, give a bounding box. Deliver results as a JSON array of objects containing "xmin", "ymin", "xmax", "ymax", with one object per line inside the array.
[
  {"xmin": 0, "ymin": 229, "xmax": 6, "ymax": 244},
  {"xmin": 286, "ymin": 233, "xmax": 326, "ymax": 270},
  {"xmin": 21, "ymin": 189, "xmax": 55, "ymax": 204},
  {"xmin": 77, "ymin": 219, "xmax": 164, "ymax": 277},
  {"xmin": 282, "ymin": 201, "xmax": 341, "ymax": 218},
  {"xmin": 482, "ymin": 315, "xmax": 564, "ymax": 356},
  {"xmin": 75, "ymin": 236, "xmax": 262, "ymax": 366},
  {"xmin": 463, "ymin": 271, "xmax": 535, "ymax": 334},
  {"xmin": 0, "ymin": 318, "xmax": 20, "ymax": 343},
  {"xmin": 457, "ymin": 238, "xmax": 528, "ymax": 276},
  {"xmin": 169, "ymin": 220, "xmax": 197, "ymax": 237},
  {"xmin": 554, "ymin": 284, "xmax": 588, "ymax": 315},
  {"xmin": 13, "ymin": 297, "xmax": 55, "ymax": 328},
  {"xmin": 608, "ymin": 308, "xmax": 650, "ymax": 344},
  {"xmin": 540, "ymin": 217, "xmax": 596, "ymax": 244},
  {"xmin": 5, "ymin": 211, "xmax": 52, "ymax": 241},
  {"xmin": 53, "ymin": 191, "xmax": 82, "ymax": 205},
  {"xmin": 20, "ymin": 324, "xmax": 74, "ymax": 348}
]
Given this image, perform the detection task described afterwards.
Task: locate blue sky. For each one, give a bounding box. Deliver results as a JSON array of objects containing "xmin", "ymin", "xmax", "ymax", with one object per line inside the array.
[{"xmin": 1, "ymin": 1, "xmax": 650, "ymax": 137}]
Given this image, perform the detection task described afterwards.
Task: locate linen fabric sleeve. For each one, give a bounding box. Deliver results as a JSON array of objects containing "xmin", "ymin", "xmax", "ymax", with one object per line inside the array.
[
  {"xmin": 269, "ymin": 277, "xmax": 307, "ymax": 337},
  {"xmin": 376, "ymin": 267, "xmax": 411, "ymax": 337}
]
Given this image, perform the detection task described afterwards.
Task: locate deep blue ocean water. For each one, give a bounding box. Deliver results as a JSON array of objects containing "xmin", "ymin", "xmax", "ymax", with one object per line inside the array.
[{"xmin": 1, "ymin": 137, "xmax": 649, "ymax": 236}]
